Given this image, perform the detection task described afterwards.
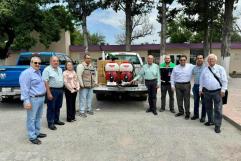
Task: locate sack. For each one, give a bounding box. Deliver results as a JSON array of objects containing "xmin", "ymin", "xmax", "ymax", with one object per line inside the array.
[
  {"xmin": 222, "ymin": 90, "xmax": 228, "ymax": 105},
  {"xmin": 208, "ymin": 67, "xmax": 228, "ymax": 104}
]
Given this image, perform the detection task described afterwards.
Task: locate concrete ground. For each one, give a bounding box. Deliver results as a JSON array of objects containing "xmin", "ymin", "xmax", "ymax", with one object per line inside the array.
[{"xmin": 0, "ymin": 91, "xmax": 241, "ymax": 161}]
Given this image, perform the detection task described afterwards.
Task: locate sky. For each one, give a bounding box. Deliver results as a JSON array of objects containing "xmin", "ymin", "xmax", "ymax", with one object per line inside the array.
[{"xmin": 87, "ymin": 1, "xmax": 241, "ymax": 45}]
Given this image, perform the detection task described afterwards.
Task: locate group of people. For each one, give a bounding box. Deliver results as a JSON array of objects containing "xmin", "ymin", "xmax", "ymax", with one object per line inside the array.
[
  {"xmin": 131, "ymin": 53, "xmax": 228, "ymax": 134},
  {"xmin": 19, "ymin": 52, "xmax": 228, "ymax": 145},
  {"xmin": 19, "ymin": 54, "xmax": 96, "ymax": 145}
]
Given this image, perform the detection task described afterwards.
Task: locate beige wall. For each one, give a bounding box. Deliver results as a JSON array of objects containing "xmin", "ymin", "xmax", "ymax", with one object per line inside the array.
[
  {"xmin": 229, "ymin": 49, "xmax": 241, "ymax": 74},
  {"xmin": 30, "ymin": 30, "xmax": 70, "ymax": 55}
]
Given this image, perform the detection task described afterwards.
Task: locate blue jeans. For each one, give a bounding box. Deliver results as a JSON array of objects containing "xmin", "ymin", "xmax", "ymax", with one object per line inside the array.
[
  {"xmin": 47, "ymin": 88, "xmax": 63, "ymax": 125},
  {"xmin": 79, "ymin": 88, "xmax": 93, "ymax": 113},
  {"xmin": 27, "ymin": 96, "xmax": 45, "ymax": 140},
  {"xmin": 192, "ymin": 84, "xmax": 206, "ymax": 119}
]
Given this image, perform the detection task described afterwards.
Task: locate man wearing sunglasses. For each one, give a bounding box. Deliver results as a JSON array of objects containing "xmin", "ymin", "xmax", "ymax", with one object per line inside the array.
[
  {"xmin": 43, "ymin": 56, "xmax": 65, "ymax": 130},
  {"xmin": 171, "ymin": 55, "xmax": 195, "ymax": 120},
  {"xmin": 19, "ymin": 57, "xmax": 47, "ymax": 145}
]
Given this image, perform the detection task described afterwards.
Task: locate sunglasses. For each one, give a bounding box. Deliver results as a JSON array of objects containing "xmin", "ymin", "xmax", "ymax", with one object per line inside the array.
[{"xmin": 33, "ymin": 62, "xmax": 41, "ymax": 65}]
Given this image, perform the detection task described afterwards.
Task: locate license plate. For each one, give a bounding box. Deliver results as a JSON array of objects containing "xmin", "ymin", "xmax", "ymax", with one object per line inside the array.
[{"xmin": 2, "ymin": 88, "xmax": 11, "ymax": 92}]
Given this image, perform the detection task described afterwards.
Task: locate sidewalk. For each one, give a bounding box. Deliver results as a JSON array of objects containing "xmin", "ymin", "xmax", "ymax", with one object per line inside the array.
[{"xmin": 223, "ymin": 78, "xmax": 241, "ymax": 130}]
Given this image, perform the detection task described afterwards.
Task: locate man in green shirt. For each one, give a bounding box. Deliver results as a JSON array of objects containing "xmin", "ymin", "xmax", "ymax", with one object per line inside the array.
[
  {"xmin": 131, "ymin": 55, "xmax": 160, "ymax": 115},
  {"xmin": 159, "ymin": 55, "xmax": 176, "ymax": 113}
]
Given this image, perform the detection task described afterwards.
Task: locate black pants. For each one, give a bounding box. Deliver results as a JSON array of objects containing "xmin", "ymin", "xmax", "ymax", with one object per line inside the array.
[
  {"xmin": 161, "ymin": 83, "xmax": 174, "ymax": 110},
  {"xmin": 175, "ymin": 83, "xmax": 191, "ymax": 116},
  {"xmin": 65, "ymin": 88, "xmax": 77, "ymax": 121},
  {"xmin": 145, "ymin": 79, "xmax": 157, "ymax": 112},
  {"xmin": 47, "ymin": 88, "xmax": 63, "ymax": 126}
]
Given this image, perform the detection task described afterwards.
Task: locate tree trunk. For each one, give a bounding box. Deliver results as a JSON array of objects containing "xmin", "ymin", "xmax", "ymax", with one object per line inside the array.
[
  {"xmin": 221, "ymin": 0, "xmax": 235, "ymax": 76},
  {"xmin": 160, "ymin": 2, "xmax": 166, "ymax": 62},
  {"xmin": 203, "ymin": 26, "xmax": 209, "ymax": 57},
  {"xmin": 125, "ymin": 1, "xmax": 132, "ymax": 52},
  {"xmin": 82, "ymin": 15, "xmax": 89, "ymax": 54},
  {"xmin": 0, "ymin": 27, "xmax": 15, "ymax": 60}
]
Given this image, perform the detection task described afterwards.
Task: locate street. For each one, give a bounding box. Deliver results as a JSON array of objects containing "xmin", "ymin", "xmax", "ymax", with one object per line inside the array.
[{"xmin": 0, "ymin": 91, "xmax": 241, "ymax": 161}]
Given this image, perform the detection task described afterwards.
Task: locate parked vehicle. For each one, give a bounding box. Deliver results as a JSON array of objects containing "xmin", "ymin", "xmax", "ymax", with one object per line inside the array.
[
  {"xmin": 0, "ymin": 52, "xmax": 74, "ymax": 100},
  {"xmin": 94, "ymin": 52, "xmax": 148, "ymax": 101}
]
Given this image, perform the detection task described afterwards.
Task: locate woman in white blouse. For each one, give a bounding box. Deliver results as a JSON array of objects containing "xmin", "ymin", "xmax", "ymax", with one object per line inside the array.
[{"xmin": 63, "ymin": 61, "xmax": 80, "ymax": 122}]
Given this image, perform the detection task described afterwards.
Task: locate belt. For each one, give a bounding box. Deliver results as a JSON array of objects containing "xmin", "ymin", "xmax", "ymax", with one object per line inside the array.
[
  {"xmin": 145, "ymin": 79, "xmax": 157, "ymax": 82},
  {"xmin": 50, "ymin": 87, "xmax": 63, "ymax": 90},
  {"xmin": 203, "ymin": 88, "xmax": 221, "ymax": 93},
  {"xmin": 176, "ymin": 82, "xmax": 190, "ymax": 84},
  {"xmin": 31, "ymin": 94, "xmax": 45, "ymax": 98}
]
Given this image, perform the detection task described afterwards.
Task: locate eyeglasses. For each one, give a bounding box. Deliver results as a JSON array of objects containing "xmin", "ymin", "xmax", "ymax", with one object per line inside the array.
[
  {"xmin": 180, "ymin": 59, "xmax": 186, "ymax": 61},
  {"xmin": 33, "ymin": 62, "xmax": 41, "ymax": 65}
]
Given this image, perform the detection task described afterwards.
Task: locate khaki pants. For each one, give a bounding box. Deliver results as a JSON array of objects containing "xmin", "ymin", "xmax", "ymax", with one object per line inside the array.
[{"xmin": 175, "ymin": 83, "xmax": 191, "ymax": 115}]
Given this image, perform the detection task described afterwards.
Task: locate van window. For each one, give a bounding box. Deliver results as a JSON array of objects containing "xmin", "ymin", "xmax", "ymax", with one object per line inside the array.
[
  {"xmin": 18, "ymin": 55, "xmax": 51, "ymax": 65},
  {"xmin": 114, "ymin": 55, "xmax": 140, "ymax": 64}
]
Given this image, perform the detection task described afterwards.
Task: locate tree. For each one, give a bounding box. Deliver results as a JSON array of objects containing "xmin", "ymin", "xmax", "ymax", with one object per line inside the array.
[
  {"xmin": 0, "ymin": 0, "xmax": 73, "ymax": 60},
  {"xmin": 67, "ymin": 0, "xmax": 100, "ymax": 54},
  {"xmin": 157, "ymin": 0, "xmax": 175, "ymax": 57},
  {"xmin": 177, "ymin": 0, "xmax": 223, "ymax": 57},
  {"xmin": 166, "ymin": 13, "xmax": 241, "ymax": 43},
  {"xmin": 71, "ymin": 30, "xmax": 105, "ymax": 45},
  {"xmin": 115, "ymin": 15, "xmax": 154, "ymax": 45},
  {"xmin": 221, "ymin": 0, "xmax": 239, "ymax": 75},
  {"xmin": 101, "ymin": 0, "xmax": 154, "ymax": 51}
]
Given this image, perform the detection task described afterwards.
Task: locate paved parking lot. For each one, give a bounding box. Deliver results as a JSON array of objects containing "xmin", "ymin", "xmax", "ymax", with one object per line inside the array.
[{"xmin": 0, "ymin": 91, "xmax": 241, "ymax": 161}]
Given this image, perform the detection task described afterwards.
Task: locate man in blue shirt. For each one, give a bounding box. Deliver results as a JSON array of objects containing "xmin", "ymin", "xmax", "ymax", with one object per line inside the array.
[
  {"xmin": 19, "ymin": 57, "xmax": 47, "ymax": 145},
  {"xmin": 131, "ymin": 55, "xmax": 160, "ymax": 115},
  {"xmin": 191, "ymin": 54, "xmax": 206, "ymax": 122}
]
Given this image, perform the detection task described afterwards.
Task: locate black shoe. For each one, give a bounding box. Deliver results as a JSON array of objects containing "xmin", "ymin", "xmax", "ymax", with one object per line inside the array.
[
  {"xmin": 54, "ymin": 121, "xmax": 65, "ymax": 125},
  {"xmin": 48, "ymin": 124, "xmax": 57, "ymax": 130},
  {"xmin": 170, "ymin": 109, "xmax": 175, "ymax": 113},
  {"xmin": 159, "ymin": 108, "xmax": 165, "ymax": 112},
  {"xmin": 204, "ymin": 122, "xmax": 214, "ymax": 126},
  {"xmin": 200, "ymin": 118, "xmax": 205, "ymax": 123},
  {"xmin": 30, "ymin": 138, "xmax": 41, "ymax": 145},
  {"xmin": 152, "ymin": 111, "xmax": 158, "ymax": 115},
  {"xmin": 146, "ymin": 108, "xmax": 152, "ymax": 113},
  {"xmin": 175, "ymin": 113, "xmax": 184, "ymax": 117},
  {"xmin": 191, "ymin": 116, "xmax": 199, "ymax": 120},
  {"xmin": 214, "ymin": 126, "xmax": 221, "ymax": 133},
  {"xmin": 37, "ymin": 133, "xmax": 47, "ymax": 138},
  {"xmin": 185, "ymin": 115, "xmax": 190, "ymax": 120}
]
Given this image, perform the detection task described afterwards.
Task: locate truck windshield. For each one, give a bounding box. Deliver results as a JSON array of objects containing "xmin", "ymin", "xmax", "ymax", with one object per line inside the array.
[
  {"xmin": 114, "ymin": 55, "xmax": 140, "ymax": 64},
  {"xmin": 18, "ymin": 55, "xmax": 51, "ymax": 65}
]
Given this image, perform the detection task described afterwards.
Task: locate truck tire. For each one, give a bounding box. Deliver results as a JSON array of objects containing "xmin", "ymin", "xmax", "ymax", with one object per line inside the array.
[{"xmin": 96, "ymin": 93, "xmax": 105, "ymax": 101}]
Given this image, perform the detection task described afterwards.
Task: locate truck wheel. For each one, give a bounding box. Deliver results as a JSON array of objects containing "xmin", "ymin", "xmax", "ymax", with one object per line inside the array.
[{"xmin": 96, "ymin": 93, "xmax": 105, "ymax": 101}]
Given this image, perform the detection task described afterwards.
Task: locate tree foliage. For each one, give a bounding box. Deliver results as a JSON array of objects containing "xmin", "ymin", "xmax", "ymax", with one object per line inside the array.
[
  {"xmin": 71, "ymin": 30, "xmax": 105, "ymax": 45},
  {"xmin": 101, "ymin": 0, "xmax": 154, "ymax": 51},
  {"xmin": 0, "ymin": 0, "xmax": 73, "ymax": 59}
]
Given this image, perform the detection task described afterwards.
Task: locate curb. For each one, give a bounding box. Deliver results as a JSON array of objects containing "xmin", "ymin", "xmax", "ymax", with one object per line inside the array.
[
  {"xmin": 223, "ymin": 114, "xmax": 241, "ymax": 131},
  {"xmin": 191, "ymin": 94, "xmax": 241, "ymax": 131}
]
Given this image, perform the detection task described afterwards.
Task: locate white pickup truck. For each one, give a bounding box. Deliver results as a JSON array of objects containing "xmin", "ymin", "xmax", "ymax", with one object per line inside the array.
[{"xmin": 93, "ymin": 52, "xmax": 148, "ymax": 101}]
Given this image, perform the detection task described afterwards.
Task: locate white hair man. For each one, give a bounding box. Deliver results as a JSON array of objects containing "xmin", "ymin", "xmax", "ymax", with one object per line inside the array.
[{"xmin": 199, "ymin": 53, "xmax": 228, "ymax": 133}]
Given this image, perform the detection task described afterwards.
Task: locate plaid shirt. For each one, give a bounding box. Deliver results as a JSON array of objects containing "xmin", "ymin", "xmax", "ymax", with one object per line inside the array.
[{"xmin": 192, "ymin": 64, "xmax": 205, "ymax": 85}]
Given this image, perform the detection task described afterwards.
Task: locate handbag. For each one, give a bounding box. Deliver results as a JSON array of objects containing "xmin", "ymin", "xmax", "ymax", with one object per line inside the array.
[{"xmin": 208, "ymin": 67, "xmax": 228, "ymax": 104}]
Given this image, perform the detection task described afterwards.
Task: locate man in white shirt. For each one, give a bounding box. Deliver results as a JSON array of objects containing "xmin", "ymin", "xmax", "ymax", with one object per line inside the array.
[
  {"xmin": 171, "ymin": 55, "xmax": 194, "ymax": 119},
  {"xmin": 199, "ymin": 54, "xmax": 228, "ymax": 133}
]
